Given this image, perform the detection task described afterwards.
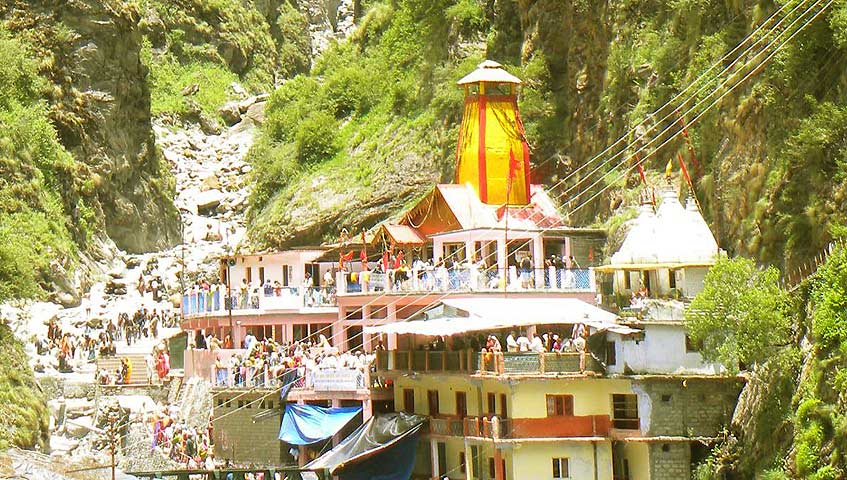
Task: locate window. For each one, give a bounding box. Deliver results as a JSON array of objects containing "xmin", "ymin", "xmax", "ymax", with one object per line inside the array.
[
  {"xmin": 661, "ymin": 394, "xmax": 672, "ymax": 403},
  {"xmin": 500, "ymin": 393, "xmax": 508, "ymax": 418},
  {"xmin": 488, "ymin": 458, "xmax": 496, "ymax": 478},
  {"xmin": 606, "ymin": 341, "xmax": 617, "ymax": 366},
  {"xmin": 456, "ymin": 392, "xmax": 467, "ymax": 418},
  {"xmin": 487, "ymin": 393, "xmax": 496, "ymax": 415},
  {"xmin": 685, "ymin": 335, "xmax": 701, "ymax": 353},
  {"xmin": 612, "ymin": 394, "xmax": 639, "ymax": 429},
  {"xmin": 459, "ymin": 452, "xmax": 466, "ymax": 473},
  {"xmin": 259, "ymin": 266, "xmax": 265, "ymax": 284},
  {"xmin": 669, "ymin": 269, "xmax": 677, "ymax": 289},
  {"xmin": 623, "ymin": 271, "xmax": 632, "ymax": 290},
  {"xmin": 552, "ymin": 457, "xmax": 570, "ymax": 479},
  {"xmin": 428, "ymin": 390, "xmax": 440, "ymax": 416},
  {"xmin": 282, "ymin": 265, "xmax": 291, "ymax": 287},
  {"xmin": 246, "ymin": 267, "xmax": 252, "ymax": 283},
  {"xmin": 546, "ymin": 395, "xmax": 574, "ymax": 416},
  {"xmin": 403, "ymin": 389, "xmax": 415, "ymax": 413},
  {"xmin": 267, "ymin": 400, "xmax": 274, "ymax": 410}
]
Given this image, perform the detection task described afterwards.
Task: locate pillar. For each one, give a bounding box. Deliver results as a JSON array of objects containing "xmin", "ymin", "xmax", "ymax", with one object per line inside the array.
[
  {"xmin": 331, "ymin": 321, "xmax": 347, "ymax": 351},
  {"xmin": 565, "ymin": 237, "xmax": 572, "ymax": 266},
  {"xmin": 430, "ymin": 439, "xmax": 439, "ymax": 480},
  {"xmin": 387, "ymin": 303, "xmax": 398, "ymax": 350},
  {"xmin": 494, "ymin": 447, "xmax": 505, "ymax": 480},
  {"xmin": 532, "ymin": 235, "xmax": 544, "ymax": 289},
  {"xmin": 433, "ymin": 238, "xmax": 444, "ymax": 262},
  {"xmin": 284, "ymin": 323, "xmax": 294, "ymax": 344},
  {"xmin": 465, "ymin": 239, "xmax": 474, "ymax": 262},
  {"xmin": 464, "ymin": 439, "xmax": 473, "ymax": 480},
  {"xmin": 496, "ymin": 238, "xmax": 507, "ymax": 282},
  {"xmin": 362, "ymin": 398, "xmax": 373, "ymax": 422}
]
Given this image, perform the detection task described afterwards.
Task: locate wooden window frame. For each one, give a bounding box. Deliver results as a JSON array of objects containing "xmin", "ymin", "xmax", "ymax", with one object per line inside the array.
[{"xmin": 546, "ymin": 394, "xmax": 574, "ymax": 417}]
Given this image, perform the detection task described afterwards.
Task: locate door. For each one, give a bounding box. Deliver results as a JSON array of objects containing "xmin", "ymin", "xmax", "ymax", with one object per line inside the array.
[{"xmin": 456, "ymin": 391, "xmax": 467, "ymax": 418}]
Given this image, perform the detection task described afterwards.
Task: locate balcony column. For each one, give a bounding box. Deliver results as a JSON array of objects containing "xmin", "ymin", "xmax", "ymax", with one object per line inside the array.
[
  {"xmin": 429, "ymin": 439, "xmax": 439, "ymax": 480},
  {"xmin": 332, "ymin": 323, "xmax": 347, "ymax": 351},
  {"xmin": 433, "ymin": 238, "xmax": 444, "ymax": 262},
  {"xmin": 362, "ymin": 398, "xmax": 373, "ymax": 422},
  {"xmin": 464, "ymin": 239, "xmax": 474, "ymax": 262},
  {"xmin": 284, "ymin": 323, "xmax": 294, "ymax": 344},
  {"xmin": 331, "ymin": 399, "xmax": 343, "ymax": 447},
  {"xmin": 564, "ymin": 236, "xmax": 572, "ymax": 263},
  {"xmin": 496, "ymin": 238, "xmax": 507, "ymax": 285},
  {"xmin": 464, "ymin": 438, "xmax": 473, "ymax": 480},
  {"xmin": 532, "ymin": 235, "xmax": 544, "ymax": 289},
  {"xmin": 387, "ymin": 303, "xmax": 398, "ymax": 350},
  {"xmin": 362, "ymin": 305, "xmax": 372, "ymax": 352}
]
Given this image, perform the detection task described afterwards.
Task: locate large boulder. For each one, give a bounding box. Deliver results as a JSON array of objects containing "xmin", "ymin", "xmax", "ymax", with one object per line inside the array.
[
  {"xmin": 218, "ymin": 101, "xmax": 242, "ymax": 126},
  {"xmin": 195, "ymin": 189, "xmax": 224, "ymax": 215}
]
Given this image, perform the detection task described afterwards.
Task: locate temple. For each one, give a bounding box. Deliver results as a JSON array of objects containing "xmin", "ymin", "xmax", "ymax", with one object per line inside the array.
[{"xmin": 177, "ymin": 60, "xmax": 742, "ymax": 480}]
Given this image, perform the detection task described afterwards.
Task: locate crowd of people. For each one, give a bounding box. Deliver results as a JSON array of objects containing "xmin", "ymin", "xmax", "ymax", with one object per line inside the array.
[
  {"xmin": 190, "ymin": 330, "xmax": 378, "ymax": 390},
  {"xmin": 118, "ymin": 307, "xmax": 177, "ymax": 346},
  {"xmin": 148, "ymin": 403, "xmax": 218, "ymax": 469},
  {"xmin": 341, "ymin": 252, "xmax": 587, "ymax": 294}
]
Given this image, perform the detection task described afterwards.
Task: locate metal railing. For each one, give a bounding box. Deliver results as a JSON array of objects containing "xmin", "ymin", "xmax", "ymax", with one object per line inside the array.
[
  {"xmin": 336, "ymin": 267, "xmax": 594, "ymax": 295},
  {"xmin": 182, "ymin": 286, "xmax": 337, "ymax": 316}
]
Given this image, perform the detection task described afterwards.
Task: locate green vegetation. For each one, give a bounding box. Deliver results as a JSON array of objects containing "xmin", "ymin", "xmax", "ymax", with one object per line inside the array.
[
  {"xmin": 137, "ymin": 0, "xmax": 312, "ymax": 119},
  {"xmin": 0, "ymin": 324, "xmax": 49, "ymax": 450},
  {"xmin": 0, "ymin": 30, "xmax": 83, "ymax": 301},
  {"xmin": 687, "ymin": 256, "xmax": 791, "ymax": 371},
  {"xmin": 246, "ymin": 0, "xmax": 494, "ymax": 247}
]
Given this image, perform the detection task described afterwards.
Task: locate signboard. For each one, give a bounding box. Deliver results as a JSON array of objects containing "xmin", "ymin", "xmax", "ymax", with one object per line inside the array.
[{"xmin": 312, "ymin": 369, "xmax": 361, "ymax": 391}]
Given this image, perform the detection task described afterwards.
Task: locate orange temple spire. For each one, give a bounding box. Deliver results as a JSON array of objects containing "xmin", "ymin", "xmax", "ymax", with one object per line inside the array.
[{"xmin": 455, "ymin": 60, "xmax": 531, "ymax": 206}]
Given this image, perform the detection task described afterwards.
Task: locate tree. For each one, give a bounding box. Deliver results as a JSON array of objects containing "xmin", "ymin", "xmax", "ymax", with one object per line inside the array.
[{"xmin": 687, "ymin": 256, "xmax": 791, "ymax": 371}]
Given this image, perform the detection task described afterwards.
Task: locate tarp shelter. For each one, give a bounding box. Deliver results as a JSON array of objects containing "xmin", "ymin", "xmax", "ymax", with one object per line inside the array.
[
  {"xmin": 278, "ymin": 404, "xmax": 361, "ymax": 445},
  {"xmin": 363, "ymin": 297, "xmax": 638, "ymax": 336},
  {"xmin": 306, "ymin": 412, "xmax": 427, "ymax": 480}
]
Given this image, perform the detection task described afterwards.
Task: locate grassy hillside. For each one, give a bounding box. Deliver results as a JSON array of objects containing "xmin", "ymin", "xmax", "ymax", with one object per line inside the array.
[
  {"xmin": 246, "ymin": 0, "xmax": 847, "ymax": 274},
  {"xmin": 138, "ymin": 0, "xmax": 312, "ymax": 120},
  {"xmin": 0, "ymin": 324, "xmax": 49, "ymax": 450},
  {"xmin": 0, "ymin": 29, "xmax": 85, "ymax": 301}
]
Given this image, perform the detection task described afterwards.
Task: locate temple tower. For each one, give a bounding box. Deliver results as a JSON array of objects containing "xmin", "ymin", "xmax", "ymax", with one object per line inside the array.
[{"xmin": 455, "ymin": 60, "xmax": 531, "ymax": 206}]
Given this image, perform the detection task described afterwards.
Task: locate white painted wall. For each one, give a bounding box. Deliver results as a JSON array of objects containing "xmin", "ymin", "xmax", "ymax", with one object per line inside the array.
[
  {"xmin": 606, "ymin": 325, "xmax": 721, "ymax": 375},
  {"xmin": 223, "ymin": 251, "xmax": 335, "ymax": 290}
]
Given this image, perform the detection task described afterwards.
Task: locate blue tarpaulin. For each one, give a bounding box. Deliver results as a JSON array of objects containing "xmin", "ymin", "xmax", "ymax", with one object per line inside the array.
[
  {"xmin": 278, "ymin": 404, "xmax": 361, "ymax": 445},
  {"xmin": 306, "ymin": 412, "xmax": 427, "ymax": 480}
]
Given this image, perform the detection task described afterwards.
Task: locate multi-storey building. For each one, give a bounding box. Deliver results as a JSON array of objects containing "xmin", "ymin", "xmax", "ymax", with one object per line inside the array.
[{"xmin": 178, "ymin": 61, "xmax": 741, "ymax": 477}]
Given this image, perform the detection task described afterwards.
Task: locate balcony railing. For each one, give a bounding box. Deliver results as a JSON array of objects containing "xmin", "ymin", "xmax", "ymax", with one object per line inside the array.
[
  {"xmin": 337, "ymin": 267, "xmax": 594, "ymax": 295},
  {"xmin": 425, "ymin": 415, "xmax": 611, "ymax": 439},
  {"xmin": 182, "ymin": 287, "xmax": 336, "ymax": 317},
  {"xmin": 375, "ymin": 350, "xmax": 603, "ymax": 375}
]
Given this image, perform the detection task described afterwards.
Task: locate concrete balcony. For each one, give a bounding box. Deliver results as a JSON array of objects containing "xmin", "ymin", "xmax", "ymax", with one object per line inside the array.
[
  {"xmin": 336, "ymin": 267, "xmax": 595, "ymax": 296},
  {"xmin": 426, "ymin": 414, "xmax": 612, "ymax": 439},
  {"xmin": 375, "ymin": 350, "xmax": 603, "ymax": 376},
  {"xmin": 181, "ymin": 288, "xmax": 337, "ymax": 319}
]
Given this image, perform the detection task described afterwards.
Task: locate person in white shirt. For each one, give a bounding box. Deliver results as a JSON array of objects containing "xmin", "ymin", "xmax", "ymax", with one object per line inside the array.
[
  {"xmin": 529, "ymin": 332, "xmax": 545, "ymax": 353},
  {"xmin": 506, "ymin": 332, "xmax": 519, "ymax": 352},
  {"xmin": 516, "ymin": 333, "xmax": 531, "ymax": 352}
]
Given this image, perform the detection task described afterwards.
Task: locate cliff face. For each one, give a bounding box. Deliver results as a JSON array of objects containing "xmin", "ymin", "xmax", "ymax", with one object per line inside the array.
[{"xmin": 1, "ymin": 0, "xmax": 179, "ymax": 255}]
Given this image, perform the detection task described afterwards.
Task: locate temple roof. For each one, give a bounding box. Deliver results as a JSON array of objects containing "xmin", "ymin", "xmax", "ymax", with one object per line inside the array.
[
  {"xmin": 607, "ymin": 189, "xmax": 721, "ymax": 267},
  {"xmin": 457, "ymin": 60, "xmax": 522, "ymax": 85}
]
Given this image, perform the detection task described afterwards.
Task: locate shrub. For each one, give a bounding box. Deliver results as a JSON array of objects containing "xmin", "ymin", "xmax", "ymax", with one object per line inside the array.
[{"xmin": 295, "ymin": 111, "xmax": 339, "ymax": 165}]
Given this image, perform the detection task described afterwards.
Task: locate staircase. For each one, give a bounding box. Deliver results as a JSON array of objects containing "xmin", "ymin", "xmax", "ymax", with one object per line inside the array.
[{"xmin": 96, "ymin": 353, "xmax": 150, "ymax": 384}]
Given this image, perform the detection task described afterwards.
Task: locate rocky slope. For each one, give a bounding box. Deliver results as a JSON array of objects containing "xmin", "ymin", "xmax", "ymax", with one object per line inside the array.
[{"xmin": 1, "ymin": 0, "xmax": 180, "ymax": 255}]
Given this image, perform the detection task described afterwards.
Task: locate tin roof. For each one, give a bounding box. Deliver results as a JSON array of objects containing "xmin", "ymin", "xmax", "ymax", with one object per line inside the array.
[{"xmin": 457, "ymin": 60, "xmax": 522, "ymax": 85}]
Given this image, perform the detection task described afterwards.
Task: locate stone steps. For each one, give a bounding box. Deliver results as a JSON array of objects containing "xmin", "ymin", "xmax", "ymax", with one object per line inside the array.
[{"xmin": 95, "ymin": 353, "xmax": 150, "ymax": 384}]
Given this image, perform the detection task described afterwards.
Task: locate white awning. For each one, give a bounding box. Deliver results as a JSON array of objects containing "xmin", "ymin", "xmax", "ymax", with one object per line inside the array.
[{"xmin": 364, "ymin": 297, "xmax": 638, "ymax": 336}]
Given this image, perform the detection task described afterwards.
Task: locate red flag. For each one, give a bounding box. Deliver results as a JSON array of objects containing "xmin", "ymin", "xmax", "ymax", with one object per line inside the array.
[
  {"xmin": 393, "ymin": 251, "xmax": 404, "ymax": 269},
  {"xmin": 360, "ymin": 231, "xmax": 367, "ymax": 264},
  {"xmin": 678, "ymin": 115, "xmax": 702, "ymax": 175},
  {"xmin": 677, "ymin": 152, "xmax": 693, "ymax": 190},
  {"xmin": 382, "ymin": 251, "xmax": 389, "ymax": 272}
]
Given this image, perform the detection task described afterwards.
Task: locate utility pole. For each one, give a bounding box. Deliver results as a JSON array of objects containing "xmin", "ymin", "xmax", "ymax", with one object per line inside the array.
[{"xmin": 107, "ymin": 411, "xmax": 119, "ymax": 480}]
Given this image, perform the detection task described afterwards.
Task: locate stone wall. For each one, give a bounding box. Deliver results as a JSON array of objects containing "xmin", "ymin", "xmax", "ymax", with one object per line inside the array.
[
  {"xmin": 213, "ymin": 391, "xmax": 284, "ymax": 465},
  {"xmin": 648, "ymin": 442, "xmax": 691, "ymax": 480},
  {"xmin": 634, "ymin": 377, "xmax": 742, "ymax": 437}
]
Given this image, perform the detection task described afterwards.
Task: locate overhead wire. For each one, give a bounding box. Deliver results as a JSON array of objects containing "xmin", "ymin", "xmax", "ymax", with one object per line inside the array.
[{"xmin": 318, "ymin": 0, "xmax": 833, "ymax": 350}]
